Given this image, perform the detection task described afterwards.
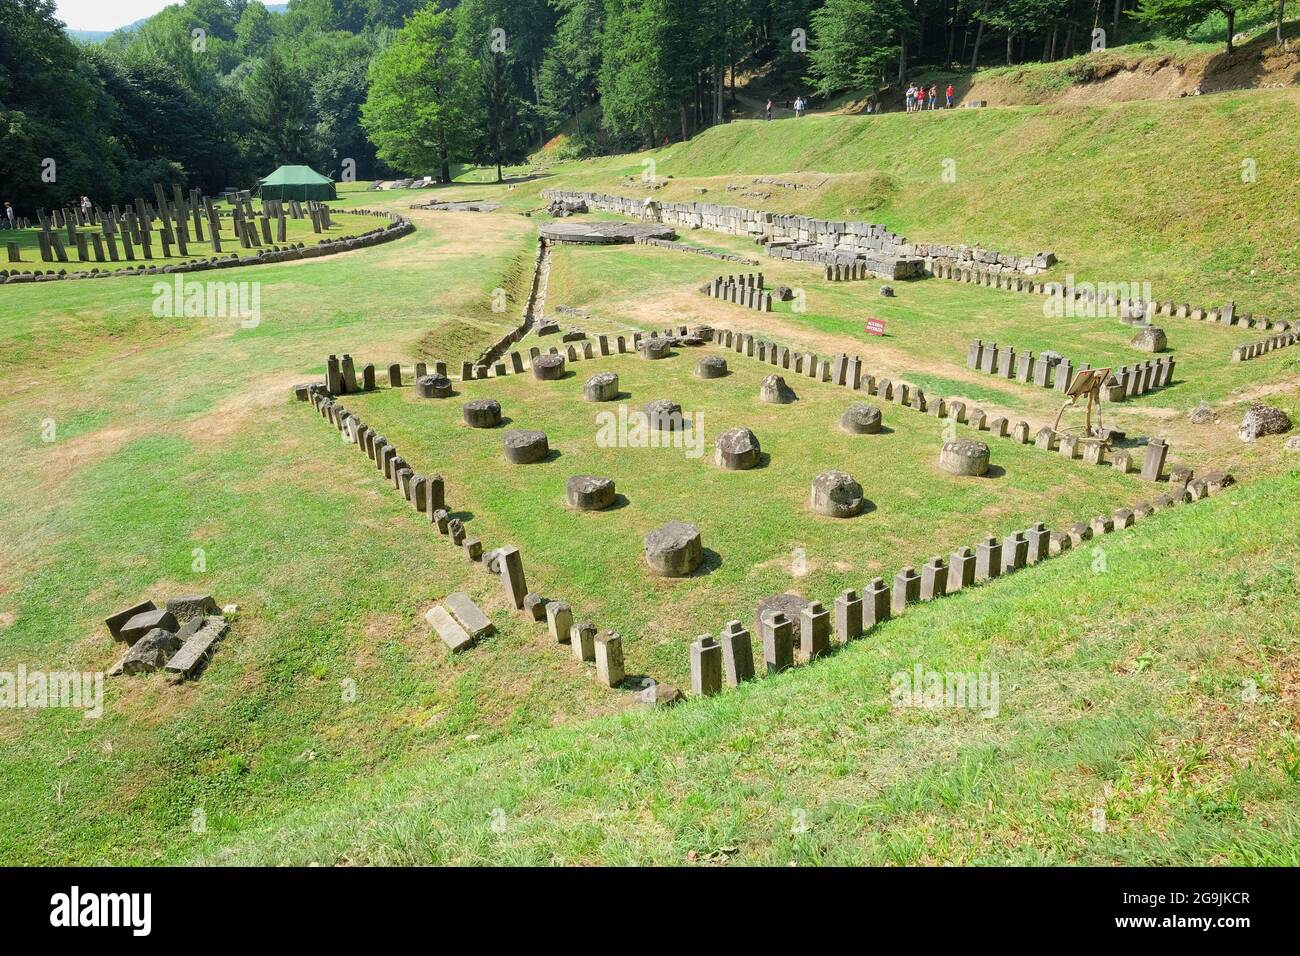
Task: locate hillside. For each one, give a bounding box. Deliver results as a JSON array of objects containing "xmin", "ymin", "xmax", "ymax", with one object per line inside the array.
[{"xmin": 530, "ymin": 87, "xmax": 1300, "ymax": 317}]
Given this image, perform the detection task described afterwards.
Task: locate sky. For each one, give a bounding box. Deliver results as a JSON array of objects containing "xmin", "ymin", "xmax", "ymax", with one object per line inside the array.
[{"xmin": 55, "ymin": 1, "xmax": 272, "ymax": 33}]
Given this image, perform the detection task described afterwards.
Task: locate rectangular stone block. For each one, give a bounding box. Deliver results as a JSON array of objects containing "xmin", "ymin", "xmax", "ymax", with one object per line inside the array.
[
  {"xmin": 444, "ymin": 592, "xmax": 494, "ymax": 639},
  {"xmin": 975, "ymin": 537, "xmax": 1002, "ymax": 580},
  {"xmin": 720, "ymin": 621, "xmax": 755, "ymax": 686},
  {"xmin": 545, "ymin": 601, "xmax": 573, "ymax": 643},
  {"xmin": 570, "ymin": 621, "xmax": 597, "ymax": 661},
  {"xmin": 947, "ymin": 547, "xmax": 976, "ymax": 592},
  {"xmin": 497, "ymin": 546, "xmax": 527, "ymax": 609},
  {"xmin": 760, "ymin": 612, "xmax": 795, "ymax": 675},
  {"xmin": 833, "ymin": 590, "xmax": 862, "ymax": 645},
  {"xmin": 920, "ymin": 557, "xmax": 948, "ymax": 600},
  {"xmin": 799, "ymin": 601, "xmax": 831, "ymax": 662},
  {"xmin": 594, "ymin": 631, "xmax": 625, "ymax": 687},
  {"xmin": 690, "ymin": 636, "xmax": 723, "ymax": 696},
  {"xmin": 427, "ymin": 605, "xmax": 475, "ymax": 653},
  {"xmin": 891, "ymin": 567, "xmax": 920, "ymax": 615}
]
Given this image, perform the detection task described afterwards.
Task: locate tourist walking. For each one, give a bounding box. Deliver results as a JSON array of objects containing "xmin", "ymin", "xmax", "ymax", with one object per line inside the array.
[
  {"xmin": 917, "ymin": 85, "xmax": 927, "ymax": 111},
  {"xmin": 905, "ymin": 85, "xmax": 916, "ymax": 112},
  {"xmin": 765, "ymin": 99, "xmax": 773, "ymax": 120},
  {"xmin": 3, "ymin": 202, "xmax": 15, "ymax": 230},
  {"xmin": 946, "ymin": 83, "xmax": 955, "ymax": 108},
  {"xmin": 794, "ymin": 96, "xmax": 803, "ymax": 118},
  {"xmin": 929, "ymin": 84, "xmax": 938, "ymax": 110}
]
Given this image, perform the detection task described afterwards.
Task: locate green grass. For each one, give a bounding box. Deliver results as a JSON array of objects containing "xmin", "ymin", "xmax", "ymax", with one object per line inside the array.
[
  {"xmin": 2, "ymin": 209, "xmax": 383, "ymax": 273},
  {"xmin": 184, "ymin": 465, "xmax": 1300, "ymax": 866},
  {"xmin": 340, "ymin": 339, "xmax": 1148, "ymax": 688},
  {"xmin": 2, "ymin": 90, "xmax": 1298, "ymax": 866},
  {"xmin": 503, "ymin": 88, "xmax": 1300, "ymax": 317}
]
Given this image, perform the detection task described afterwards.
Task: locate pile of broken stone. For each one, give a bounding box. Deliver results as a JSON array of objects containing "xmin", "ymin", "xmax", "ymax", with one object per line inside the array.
[{"xmin": 104, "ymin": 594, "xmax": 233, "ymax": 680}]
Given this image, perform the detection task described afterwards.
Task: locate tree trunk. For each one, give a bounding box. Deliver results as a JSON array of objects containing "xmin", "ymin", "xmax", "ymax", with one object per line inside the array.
[
  {"xmin": 1113, "ymin": 0, "xmax": 1121, "ymax": 30},
  {"xmin": 1278, "ymin": 0, "xmax": 1287, "ymax": 43},
  {"xmin": 971, "ymin": 1, "xmax": 987, "ymax": 70},
  {"xmin": 899, "ymin": 33, "xmax": 907, "ymax": 85},
  {"xmin": 1227, "ymin": 9, "xmax": 1235, "ymax": 53},
  {"xmin": 1007, "ymin": 32, "xmax": 1013, "ymax": 65},
  {"xmin": 947, "ymin": 0, "xmax": 959, "ymax": 65}
]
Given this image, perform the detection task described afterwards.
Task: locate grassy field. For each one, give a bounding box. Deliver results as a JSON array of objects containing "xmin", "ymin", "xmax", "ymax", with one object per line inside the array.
[
  {"xmin": 190, "ymin": 464, "xmax": 1300, "ymax": 866},
  {"xmin": 490, "ymin": 88, "xmax": 1300, "ymax": 317},
  {"xmin": 2, "ymin": 209, "xmax": 385, "ymax": 273},
  {"xmin": 338, "ymin": 341, "xmax": 1148, "ymax": 687},
  {"xmin": 1, "ymin": 91, "xmax": 1297, "ymax": 865}
]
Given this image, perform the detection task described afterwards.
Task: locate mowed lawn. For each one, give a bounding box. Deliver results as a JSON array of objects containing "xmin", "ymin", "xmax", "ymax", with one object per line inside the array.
[
  {"xmin": 343, "ymin": 343, "xmax": 1150, "ymax": 686},
  {"xmin": 0, "ymin": 206, "xmax": 606, "ymax": 865},
  {"xmin": 2, "ymin": 211, "xmax": 387, "ymax": 273}
]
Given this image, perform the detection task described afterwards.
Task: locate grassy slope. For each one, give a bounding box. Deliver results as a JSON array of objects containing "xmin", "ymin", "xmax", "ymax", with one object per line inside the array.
[
  {"xmin": 528, "ymin": 88, "xmax": 1300, "ymax": 317},
  {"xmin": 189, "ymin": 466, "xmax": 1300, "ymax": 866}
]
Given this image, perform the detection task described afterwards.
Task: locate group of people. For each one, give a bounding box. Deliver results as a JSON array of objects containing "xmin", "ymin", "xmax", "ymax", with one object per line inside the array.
[
  {"xmin": 764, "ymin": 95, "xmax": 810, "ymax": 120},
  {"xmin": 906, "ymin": 82, "xmax": 956, "ymax": 111}
]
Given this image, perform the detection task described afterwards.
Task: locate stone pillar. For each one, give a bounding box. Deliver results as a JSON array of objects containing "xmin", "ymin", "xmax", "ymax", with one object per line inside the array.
[
  {"xmin": 864, "ymin": 578, "xmax": 890, "ymax": 628},
  {"xmin": 545, "ymin": 601, "xmax": 573, "ymax": 643},
  {"xmin": 920, "ymin": 557, "xmax": 948, "ymax": 600},
  {"xmin": 1002, "ymin": 532, "xmax": 1029, "ymax": 572},
  {"xmin": 570, "ymin": 621, "xmax": 597, "ymax": 661},
  {"xmin": 1025, "ymin": 523, "xmax": 1050, "ymax": 564},
  {"xmin": 720, "ymin": 621, "xmax": 755, "ymax": 686},
  {"xmin": 891, "ymin": 567, "xmax": 920, "ymax": 615},
  {"xmin": 690, "ymin": 636, "xmax": 723, "ymax": 696},
  {"xmin": 498, "ymin": 546, "xmax": 527, "ymax": 609},
  {"xmin": 799, "ymin": 601, "xmax": 831, "ymax": 662},
  {"xmin": 760, "ymin": 612, "xmax": 795, "ymax": 675},
  {"xmin": 947, "ymin": 547, "xmax": 976, "ymax": 593},
  {"xmin": 833, "ymin": 590, "xmax": 862, "ymax": 645},
  {"xmin": 975, "ymin": 536, "xmax": 1002, "ymax": 580},
  {"xmin": 1141, "ymin": 438, "xmax": 1168, "ymax": 481},
  {"xmin": 595, "ymin": 631, "xmax": 625, "ymax": 687},
  {"xmin": 388, "ymin": 364, "xmax": 402, "ymax": 387}
]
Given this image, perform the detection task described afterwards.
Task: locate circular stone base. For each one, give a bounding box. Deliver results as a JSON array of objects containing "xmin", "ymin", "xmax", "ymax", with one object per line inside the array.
[
  {"xmin": 532, "ymin": 354, "xmax": 566, "ymax": 380},
  {"xmin": 755, "ymin": 593, "xmax": 811, "ymax": 633},
  {"xmin": 644, "ymin": 521, "xmax": 703, "ymax": 577},
  {"xmin": 462, "ymin": 398, "xmax": 502, "ymax": 428},
  {"xmin": 644, "ymin": 399, "xmax": 685, "ymax": 430},
  {"xmin": 810, "ymin": 470, "xmax": 865, "ymax": 517},
  {"xmin": 638, "ymin": 338, "xmax": 673, "ymax": 360},
  {"xmin": 840, "ymin": 403, "xmax": 883, "ymax": 434},
  {"xmin": 760, "ymin": 374, "xmax": 797, "ymax": 404},
  {"xmin": 504, "ymin": 429, "xmax": 550, "ymax": 464},
  {"xmin": 696, "ymin": 356, "xmax": 728, "ymax": 379},
  {"xmin": 715, "ymin": 427, "xmax": 761, "ymax": 470},
  {"xmin": 566, "ymin": 475, "xmax": 616, "ymax": 511},
  {"xmin": 1130, "ymin": 326, "xmax": 1168, "ymax": 352},
  {"xmin": 583, "ymin": 372, "xmax": 620, "ymax": 402},
  {"xmin": 415, "ymin": 374, "xmax": 453, "ymax": 398},
  {"xmin": 939, "ymin": 439, "xmax": 990, "ymax": 476}
]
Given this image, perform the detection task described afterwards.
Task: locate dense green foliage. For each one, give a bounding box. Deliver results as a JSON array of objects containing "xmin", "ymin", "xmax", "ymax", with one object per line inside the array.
[{"xmin": 1, "ymin": 0, "xmax": 1291, "ymax": 208}]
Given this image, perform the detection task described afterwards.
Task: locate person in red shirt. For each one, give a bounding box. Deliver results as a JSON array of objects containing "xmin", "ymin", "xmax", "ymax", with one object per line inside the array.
[
  {"xmin": 946, "ymin": 83, "xmax": 955, "ymax": 108},
  {"xmin": 917, "ymin": 85, "xmax": 926, "ymax": 111}
]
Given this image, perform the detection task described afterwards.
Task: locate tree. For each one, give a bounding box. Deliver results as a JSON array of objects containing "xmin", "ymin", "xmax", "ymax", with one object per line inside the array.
[
  {"xmin": 806, "ymin": 0, "xmax": 909, "ymax": 97},
  {"xmin": 1132, "ymin": 0, "xmax": 1264, "ymax": 52},
  {"xmin": 361, "ymin": 6, "xmax": 475, "ymax": 181}
]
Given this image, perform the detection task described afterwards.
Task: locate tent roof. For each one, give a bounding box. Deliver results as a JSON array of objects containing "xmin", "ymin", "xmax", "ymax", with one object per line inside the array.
[{"xmin": 260, "ymin": 164, "xmax": 334, "ymax": 186}]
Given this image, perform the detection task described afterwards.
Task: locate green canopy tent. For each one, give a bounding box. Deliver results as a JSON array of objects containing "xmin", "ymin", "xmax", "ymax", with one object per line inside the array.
[{"xmin": 257, "ymin": 165, "xmax": 337, "ymax": 202}]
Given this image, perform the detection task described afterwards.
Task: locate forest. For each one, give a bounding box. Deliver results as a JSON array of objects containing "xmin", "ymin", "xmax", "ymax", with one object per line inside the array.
[{"xmin": 1, "ymin": 0, "xmax": 1285, "ymax": 207}]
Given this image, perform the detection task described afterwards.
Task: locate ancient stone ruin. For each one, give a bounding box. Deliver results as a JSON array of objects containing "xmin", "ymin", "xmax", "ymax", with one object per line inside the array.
[{"xmin": 105, "ymin": 593, "xmax": 231, "ymax": 681}]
